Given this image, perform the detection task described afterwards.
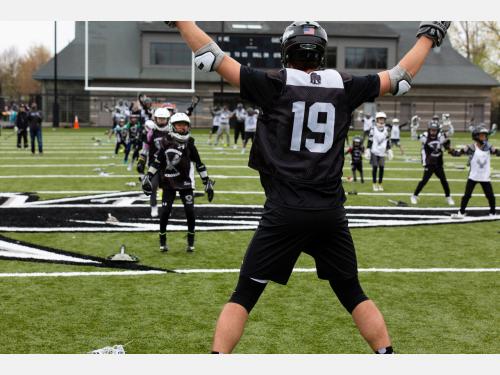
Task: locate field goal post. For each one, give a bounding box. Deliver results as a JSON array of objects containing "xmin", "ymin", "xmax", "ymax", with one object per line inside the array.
[{"xmin": 84, "ymin": 21, "xmax": 195, "ymax": 94}]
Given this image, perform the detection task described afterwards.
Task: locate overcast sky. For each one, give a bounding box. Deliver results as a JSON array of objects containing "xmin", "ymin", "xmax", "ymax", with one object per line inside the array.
[{"xmin": 0, "ymin": 21, "xmax": 75, "ymax": 56}]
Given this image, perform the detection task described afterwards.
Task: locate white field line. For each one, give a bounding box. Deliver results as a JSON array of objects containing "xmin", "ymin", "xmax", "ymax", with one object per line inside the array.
[
  {"xmin": 1, "ymin": 268, "xmax": 499, "ymax": 278},
  {"xmin": 0, "ymin": 175, "xmax": 498, "ymax": 183},
  {"xmin": 19, "ymin": 190, "xmax": 500, "ymax": 197},
  {"xmin": 0, "ymin": 164, "xmax": 474, "ymax": 173}
]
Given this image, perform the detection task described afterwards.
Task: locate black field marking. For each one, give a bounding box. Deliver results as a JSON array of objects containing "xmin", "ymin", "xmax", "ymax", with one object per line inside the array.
[
  {"xmin": 0, "ymin": 234, "xmax": 174, "ymax": 272},
  {"xmin": 0, "ymin": 192, "xmax": 498, "ymax": 232}
]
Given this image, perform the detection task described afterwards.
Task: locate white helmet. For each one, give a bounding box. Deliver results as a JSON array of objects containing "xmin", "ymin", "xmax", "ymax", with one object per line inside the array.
[
  {"xmin": 169, "ymin": 112, "xmax": 191, "ymax": 142},
  {"xmin": 392, "ymin": 118, "xmax": 400, "ymax": 124},
  {"xmin": 145, "ymin": 120, "xmax": 156, "ymax": 131},
  {"xmin": 153, "ymin": 107, "xmax": 171, "ymax": 131},
  {"xmin": 375, "ymin": 112, "xmax": 387, "ymax": 119}
]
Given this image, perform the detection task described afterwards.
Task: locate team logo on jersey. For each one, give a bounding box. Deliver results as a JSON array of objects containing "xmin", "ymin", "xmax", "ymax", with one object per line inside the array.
[
  {"xmin": 163, "ymin": 148, "xmax": 183, "ymax": 177},
  {"xmin": 310, "ymin": 72, "xmax": 321, "ymax": 85},
  {"xmin": 476, "ymin": 156, "xmax": 487, "ymax": 169}
]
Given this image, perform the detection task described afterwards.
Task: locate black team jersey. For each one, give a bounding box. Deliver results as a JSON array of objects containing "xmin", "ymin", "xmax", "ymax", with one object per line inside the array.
[
  {"xmin": 150, "ymin": 134, "xmax": 208, "ymax": 191},
  {"xmin": 347, "ymin": 145, "xmax": 364, "ymax": 165},
  {"xmin": 240, "ymin": 66, "xmax": 379, "ymax": 209}
]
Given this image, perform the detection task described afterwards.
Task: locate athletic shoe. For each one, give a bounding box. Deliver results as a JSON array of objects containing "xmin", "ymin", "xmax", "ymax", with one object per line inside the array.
[
  {"xmin": 446, "ymin": 196, "xmax": 455, "ymax": 206},
  {"xmin": 127, "ymin": 163, "xmax": 132, "ymax": 171},
  {"xmin": 378, "ymin": 184, "xmax": 384, "ymax": 191},
  {"xmin": 451, "ymin": 211, "xmax": 465, "ymax": 220},
  {"xmin": 489, "ymin": 213, "xmax": 497, "ymax": 218},
  {"xmin": 233, "ymin": 145, "xmax": 238, "ymax": 149},
  {"xmin": 160, "ymin": 245, "xmax": 169, "ymax": 252},
  {"xmin": 151, "ymin": 205, "xmax": 158, "ymax": 218},
  {"xmin": 186, "ymin": 245, "xmax": 195, "ymax": 253},
  {"xmin": 241, "ymin": 148, "xmax": 245, "ymax": 154},
  {"xmin": 372, "ymin": 184, "xmax": 378, "ymax": 192},
  {"xmin": 410, "ymin": 195, "xmax": 418, "ymax": 205}
]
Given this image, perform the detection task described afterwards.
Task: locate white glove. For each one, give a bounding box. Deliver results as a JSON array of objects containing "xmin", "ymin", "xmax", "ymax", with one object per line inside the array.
[
  {"xmin": 387, "ymin": 149, "xmax": 394, "ymax": 160},
  {"xmin": 364, "ymin": 149, "xmax": 371, "ymax": 160}
]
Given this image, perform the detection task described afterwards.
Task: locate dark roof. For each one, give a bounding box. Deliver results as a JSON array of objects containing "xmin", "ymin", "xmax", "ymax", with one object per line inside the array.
[{"xmin": 34, "ymin": 21, "xmax": 498, "ymax": 87}]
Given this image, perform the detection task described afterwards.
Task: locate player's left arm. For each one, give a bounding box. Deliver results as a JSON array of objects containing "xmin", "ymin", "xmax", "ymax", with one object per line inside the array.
[
  {"xmin": 173, "ymin": 21, "xmax": 241, "ymax": 87},
  {"xmin": 378, "ymin": 22, "xmax": 451, "ymax": 96}
]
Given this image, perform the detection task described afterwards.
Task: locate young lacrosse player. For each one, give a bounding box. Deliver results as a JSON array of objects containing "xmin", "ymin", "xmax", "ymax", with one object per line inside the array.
[
  {"xmin": 142, "ymin": 113, "xmax": 215, "ymax": 252},
  {"xmin": 449, "ymin": 125, "xmax": 500, "ymax": 218},
  {"xmin": 366, "ymin": 112, "xmax": 393, "ymax": 191},
  {"xmin": 346, "ymin": 135, "xmax": 365, "ymax": 183}
]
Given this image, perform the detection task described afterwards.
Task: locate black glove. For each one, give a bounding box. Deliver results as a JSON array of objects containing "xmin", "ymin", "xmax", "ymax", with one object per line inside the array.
[
  {"xmin": 203, "ymin": 178, "xmax": 215, "ymax": 202},
  {"xmin": 137, "ymin": 157, "xmax": 146, "ymax": 174},
  {"xmin": 164, "ymin": 21, "xmax": 177, "ymax": 28},
  {"xmin": 416, "ymin": 21, "xmax": 451, "ymax": 48},
  {"xmin": 142, "ymin": 174, "xmax": 153, "ymax": 196}
]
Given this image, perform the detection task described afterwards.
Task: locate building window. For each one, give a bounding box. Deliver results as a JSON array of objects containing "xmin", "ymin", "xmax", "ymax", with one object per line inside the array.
[
  {"xmin": 326, "ymin": 47, "xmax": 337, "ymax": 68},
  {"xmin": 150, "ymin": 42, "xmax": 191, "ymax": 66},
  {"xmin": 218, "ymin": 35, "xmax": 281, "ymax": 69},
  {"xmin": 345, "ymin": 47, "xmax": 387, "ymax": 69}
]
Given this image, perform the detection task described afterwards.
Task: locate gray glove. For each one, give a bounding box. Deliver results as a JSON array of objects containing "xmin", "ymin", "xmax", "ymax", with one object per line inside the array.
[
  {"xmin": 204, "ymin": 179, "xmax": 215, "ymax": 202},
  {"xmin": 416, "ymin": 22, "xmax": 451, "ymax": 48}
]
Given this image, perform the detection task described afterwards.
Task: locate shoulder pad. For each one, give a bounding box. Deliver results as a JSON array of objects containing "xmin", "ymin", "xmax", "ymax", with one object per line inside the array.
[{"xmin": 339, "ymin": 72, "xmax": 353, "ymax": 84}]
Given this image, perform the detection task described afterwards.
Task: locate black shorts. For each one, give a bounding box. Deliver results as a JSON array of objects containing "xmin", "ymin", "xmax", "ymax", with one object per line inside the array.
[
  {"xmin": 240, "ymin": 201, "xmax": 358, "ymax": 285},
  {"xmin": 390, "ymin": 138, "xmax": 400, "ymax": 147},
  {"xmin": 211, "ymin": 125, "xmax": 219, "ymax": 134}
]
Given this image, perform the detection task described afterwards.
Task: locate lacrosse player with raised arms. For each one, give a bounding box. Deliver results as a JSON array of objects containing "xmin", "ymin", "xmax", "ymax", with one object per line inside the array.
[{"xmin": 168, "ymin": 20, "xmax": 450, "ymax": 354}]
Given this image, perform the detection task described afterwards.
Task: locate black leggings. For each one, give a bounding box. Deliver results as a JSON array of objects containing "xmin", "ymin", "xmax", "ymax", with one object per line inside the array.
[
  {"xmin": 17, "ymin": 129, "xmax": 28, "ymax": 148},
  {"xmin": 414, "ymin": 165, "xmax": 450, "ymax": 197},
  {"xmin": 460, "ymin": 179, "xmax": 496, "ymax": 215},
  {"xmin": 372, "ymin": 166, "xmax": 384, "ymax": 183},
  {"xmin": 351, "ymin": 163, "xmax": 364, "ymax": 182},
  {"xmin": 160, "ymin": 189, "xmax": 196, "ymax": 245},
  {"xmin": 234, "ymin": 122, "xmax": 245, "ymax": 144}
]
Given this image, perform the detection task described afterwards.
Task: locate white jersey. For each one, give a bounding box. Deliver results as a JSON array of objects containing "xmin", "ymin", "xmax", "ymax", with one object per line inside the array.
[
  {"xmin": 219, "ymin": 110, "xmax": 231, "ymax": 125},
  {"xmin": 244, "ymin": 114, "xmax": 258, "ymax": 132},
  {"xmin": 469, "ymin": 147, "xmax": 491, "ymax": 182},
  {"xmin": 212, "ymin": 111, "xmax": 221, "ymax": 127},
  {"xmin": 370, "ymin": 126, "xmax": 389, "ymax": 157},
  {"xmin": 234, "ymin": 108, "xmax": 247, "ymax": 123},
  {"xmin": 390, "ymin": 125, "xmax": 400, "ymax": 140},
  {"xmin": 363, "ymin": 116, "xmax": 374, "ymax": 132}
]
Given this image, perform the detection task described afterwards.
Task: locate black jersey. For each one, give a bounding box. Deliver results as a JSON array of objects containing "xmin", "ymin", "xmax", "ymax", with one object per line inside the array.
[
  {"xmin": 347, "ymin": 145, "xmax": 364, "ymax": 165},
  {"xmin": 419, "ymin": 131, "xmax": 450, "ymax": 167},
  {"xmin": 150, "ymin": 135, "xmax": 207, "ymax": 191},
  {"xmin": 240, "ymin": 66, "xmax": 379, "ymax": 208}
]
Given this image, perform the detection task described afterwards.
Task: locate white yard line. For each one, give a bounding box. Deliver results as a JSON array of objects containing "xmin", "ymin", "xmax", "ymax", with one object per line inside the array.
[
  {"xmin": 0, "ymin": 175, "xmax": 498, "ymax": 182},
  {"xmin": 0, "ymin": 268, "xmax": 499, "ymax": 278}
]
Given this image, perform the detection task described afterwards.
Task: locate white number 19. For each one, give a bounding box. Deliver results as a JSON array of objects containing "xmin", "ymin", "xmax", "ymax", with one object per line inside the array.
[{"xmin": 290, "ymin": 101, "xmax": 335, "ymax": 153}]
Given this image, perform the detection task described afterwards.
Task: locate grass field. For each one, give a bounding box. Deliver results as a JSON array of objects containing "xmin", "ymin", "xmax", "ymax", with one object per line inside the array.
[{"xmin": 0, "ymin": 126, "xmax": 498, "ymax": 354}]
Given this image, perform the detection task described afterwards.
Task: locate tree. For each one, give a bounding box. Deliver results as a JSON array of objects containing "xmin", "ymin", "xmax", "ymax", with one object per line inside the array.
[
  {"xmin": 15, "ymin": 45, "xmax": 51, "ymax": 96},
  {"xmin": 449, "ymin": 22, "xmax": 500, "ymax": 124},
  {"xmin": 0, "ymin": 46, "xmax": 21, "ymax": 98}
]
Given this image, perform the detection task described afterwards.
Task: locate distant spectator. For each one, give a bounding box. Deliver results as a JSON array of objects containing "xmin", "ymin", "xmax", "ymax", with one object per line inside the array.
[
  {"xmin": 15, "ymin": 104, "xmax": 29, "ymax": 149},
  {"xmin": 27, "ymin": 103, "xmax": 43, "ymax": 155}
]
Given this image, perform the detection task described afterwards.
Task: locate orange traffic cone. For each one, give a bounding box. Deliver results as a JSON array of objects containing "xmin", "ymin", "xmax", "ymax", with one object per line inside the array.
[{"xmin": 73, "ymin": 115, "xmax": 80, "ymax": 129}]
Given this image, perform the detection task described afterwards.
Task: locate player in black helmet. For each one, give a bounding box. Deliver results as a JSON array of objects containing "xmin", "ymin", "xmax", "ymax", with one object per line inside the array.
[
  {"xmin": 346, "ymin": 135, "xmax": 365, "ymax": 183},
  {"xmin": 171, "ymin": 20, "xmax": 450, "ymax": 354},
  {"xmin": 410, "ymin": 121, "xmax": 454, "ymax": 205}
]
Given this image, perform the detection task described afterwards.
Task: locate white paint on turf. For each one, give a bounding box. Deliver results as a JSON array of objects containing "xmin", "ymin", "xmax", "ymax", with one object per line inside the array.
[{"xmin": 0, "ymin": 268, "xmax": 498, "ymax": 278}]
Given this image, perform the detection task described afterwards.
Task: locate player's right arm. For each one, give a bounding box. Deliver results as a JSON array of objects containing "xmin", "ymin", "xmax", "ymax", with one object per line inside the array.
[
  {"xmin": 175, "ymin": 21, "xmax": 241, "ymax": 87},
  {"xmin": 378, "ymin": 22, "xmax": 450, "ymax": 97}
]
